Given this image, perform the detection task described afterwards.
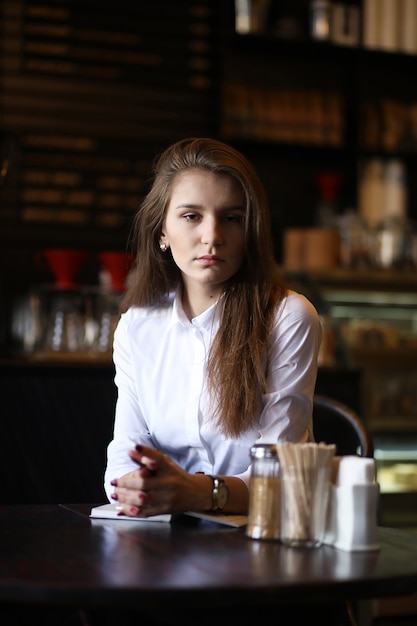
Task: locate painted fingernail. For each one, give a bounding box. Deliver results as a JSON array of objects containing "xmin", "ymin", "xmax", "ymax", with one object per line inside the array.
[
  {"xmin": 111, "ymin": 492, "xmax": 118, "ymax": 500},
  {"xmin": 130, "ymin": 506, "xmax": 139, "ymax": 515},
  {"xmin": 135, "ymin": 444, "xmax": 143, "ymax": 453},
  {"xmin": 110, "ymin": 479, "xmax": 118, "ymax": 486}
]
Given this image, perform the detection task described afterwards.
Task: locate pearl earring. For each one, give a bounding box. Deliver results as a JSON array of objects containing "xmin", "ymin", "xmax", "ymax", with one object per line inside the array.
[{"xmin": 159, "ymin": 242, "xmax": 167, "ymax": 252}]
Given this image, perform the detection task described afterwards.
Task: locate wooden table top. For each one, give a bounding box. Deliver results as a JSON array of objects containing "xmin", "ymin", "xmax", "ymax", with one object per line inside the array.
[{"xmin": 0, "ymin": 504, "xmax": 417, "ymax": 610}]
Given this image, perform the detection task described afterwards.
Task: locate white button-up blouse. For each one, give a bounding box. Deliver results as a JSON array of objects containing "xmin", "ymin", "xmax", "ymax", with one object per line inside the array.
[{"xmin": 104, "ymin": 289, "xmax": 322, "ymax": 501}]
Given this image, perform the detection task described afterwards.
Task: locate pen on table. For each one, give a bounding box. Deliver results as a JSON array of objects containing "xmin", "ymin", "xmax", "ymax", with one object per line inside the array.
[{"xmin": 133, "ymin": 444, "xmax": 157, "ymax": 474}]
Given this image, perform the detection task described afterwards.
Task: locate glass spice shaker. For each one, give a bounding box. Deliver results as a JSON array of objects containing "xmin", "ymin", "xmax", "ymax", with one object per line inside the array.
[{"xmin": 246, "ymin": 443, "xmax": 281, "ymax": 541}]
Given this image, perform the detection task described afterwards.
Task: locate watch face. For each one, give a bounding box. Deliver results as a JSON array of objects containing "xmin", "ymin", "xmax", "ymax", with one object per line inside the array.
[{"xmin": 216, "ymin": 481, "xmax": 229, "ymax": 509}]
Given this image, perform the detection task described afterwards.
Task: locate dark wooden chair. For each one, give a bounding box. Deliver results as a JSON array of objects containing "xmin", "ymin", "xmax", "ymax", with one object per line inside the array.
[{"xmin": 313, "ymin": 394, "xmax": 374, "ymax": 458}]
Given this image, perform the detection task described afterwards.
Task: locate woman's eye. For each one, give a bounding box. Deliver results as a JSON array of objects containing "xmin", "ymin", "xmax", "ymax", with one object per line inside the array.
[
  {"xmin": 225, "ymin": 214, "xmax": 244, "ymax": 223},
  {"xmin": 183, "ymin": 213, "xmax": 199, "ymax": 221}
]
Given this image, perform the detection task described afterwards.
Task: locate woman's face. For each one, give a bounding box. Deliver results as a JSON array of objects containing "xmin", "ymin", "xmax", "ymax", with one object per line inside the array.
[{"xmin": 161, "ymin": 169, "xmax": 246, "ymax": 296}]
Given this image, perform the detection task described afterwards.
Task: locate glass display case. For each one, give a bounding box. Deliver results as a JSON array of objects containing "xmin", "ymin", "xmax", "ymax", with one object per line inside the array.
[{"xmin": 287, "ymin": 268, "xmax": 417, "ymax": 529}]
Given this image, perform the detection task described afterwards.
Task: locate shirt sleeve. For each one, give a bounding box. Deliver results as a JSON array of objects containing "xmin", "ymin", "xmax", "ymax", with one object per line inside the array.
[
  {"xmin": 257, "ymin": 291, "xmax": 322, "ymax": 445},
  {"xmin": 104, "ymin": 312, "xmax": 155, "ymax": 501}
]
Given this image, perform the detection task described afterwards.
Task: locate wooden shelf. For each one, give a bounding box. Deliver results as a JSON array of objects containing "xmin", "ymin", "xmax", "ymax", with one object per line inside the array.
[{"xmin": 285, "ymin": 268, "xmax": 417, "ymax": 291}]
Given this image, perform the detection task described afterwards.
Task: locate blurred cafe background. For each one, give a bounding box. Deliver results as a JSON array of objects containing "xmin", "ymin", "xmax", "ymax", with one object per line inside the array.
[{"xmin": 1, "ymin": 2, "xmax": 417, "ymax": 618}]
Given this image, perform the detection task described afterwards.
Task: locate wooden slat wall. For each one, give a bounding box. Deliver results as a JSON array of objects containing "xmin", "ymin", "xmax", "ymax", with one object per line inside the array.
[{"xmin": 0, "ymin": 0, "xmax": 222, "ymax": 242}]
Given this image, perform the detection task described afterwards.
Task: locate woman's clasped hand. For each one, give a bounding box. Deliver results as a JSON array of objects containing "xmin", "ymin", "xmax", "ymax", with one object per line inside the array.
[{"xmin": 110, "ymin": 443, "xmax": 228, "ymax": 516}]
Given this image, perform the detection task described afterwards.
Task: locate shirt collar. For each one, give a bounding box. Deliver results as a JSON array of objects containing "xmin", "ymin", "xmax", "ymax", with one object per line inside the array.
[{"xmin": 171, "ymin": 289, "xmax": 222, "ymax": 331}]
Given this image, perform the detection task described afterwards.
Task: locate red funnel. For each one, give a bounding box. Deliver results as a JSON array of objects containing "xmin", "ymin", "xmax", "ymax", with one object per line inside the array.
[
  {"xmin": 98, "ymin": 251, "xmax": 134, "ymax": 292},
  {"xmin": 40, "ymin": 249, "xmax": 87, "ymax": 290}
]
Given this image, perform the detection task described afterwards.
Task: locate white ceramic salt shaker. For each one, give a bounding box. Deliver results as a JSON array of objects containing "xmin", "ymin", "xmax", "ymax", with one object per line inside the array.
[{"xmin": 325, "ymin": 456, "xmax": 381, "ymax": 552}]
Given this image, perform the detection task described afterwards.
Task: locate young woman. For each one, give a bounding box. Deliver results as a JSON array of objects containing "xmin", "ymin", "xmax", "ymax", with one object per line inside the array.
[{"xmin": 105, "ymin": 137, "xmax": 322, "ymax": 518}]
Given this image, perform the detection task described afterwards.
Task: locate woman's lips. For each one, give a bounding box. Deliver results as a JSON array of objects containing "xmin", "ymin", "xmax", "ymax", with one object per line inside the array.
[{"xmin": 196, "ymin": 255, "xmax": 222, "ymax": 265}]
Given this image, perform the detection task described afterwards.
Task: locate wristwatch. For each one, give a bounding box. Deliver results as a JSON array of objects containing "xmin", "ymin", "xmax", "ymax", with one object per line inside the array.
[{"xmin": 207, "ymin": 475, "xmax": 229, "ymax": 511}]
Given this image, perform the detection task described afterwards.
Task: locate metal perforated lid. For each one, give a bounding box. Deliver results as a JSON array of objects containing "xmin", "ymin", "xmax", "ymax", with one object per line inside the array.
[{"xmin": 250, "ymin": 443, "xmax": 279, "ymax": 459}]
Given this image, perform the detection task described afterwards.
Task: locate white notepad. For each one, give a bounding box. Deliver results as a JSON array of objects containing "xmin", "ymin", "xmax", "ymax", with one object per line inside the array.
[{"xmin": 90, "ymin": 503, "xmax": 248, "ymax": 528}]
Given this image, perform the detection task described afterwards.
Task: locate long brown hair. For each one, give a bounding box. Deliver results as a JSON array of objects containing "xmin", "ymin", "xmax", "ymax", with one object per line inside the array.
[{"xmin": 122, "ymin": 137, "xmax": 287, "ymax": 437}]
